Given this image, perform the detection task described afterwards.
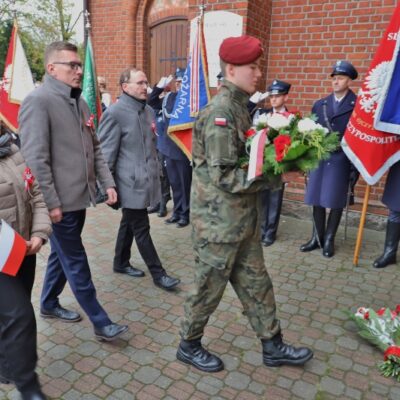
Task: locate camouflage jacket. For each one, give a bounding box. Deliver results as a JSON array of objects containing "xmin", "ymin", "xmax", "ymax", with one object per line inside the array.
[{"xmin": 191, "ymin": 80, "xmax": 281, "ymax": 243}]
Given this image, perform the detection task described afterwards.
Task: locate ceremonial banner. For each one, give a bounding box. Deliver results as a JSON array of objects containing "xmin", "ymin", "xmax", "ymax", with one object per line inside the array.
[
  {"xmin": 167, "ymin": 14, "xmax": 211, "ymax": 159},
  {"xmin": 342, "ymin": 4, "xmax": 400, "ymax": 185},
  {"xmin": 0, "ymin": 22, "xmax": 35, "ymax": 132},
  {"xmin": 375, "ymin": 33, "xmax": 400, "ymax": 134},
  {"xmin": 0, "ymin": 220, "xmax": 27, "ymax": 277},
  {"xmin": 82, "ymin": 36, "xmax": 102, "ymax": 129}
]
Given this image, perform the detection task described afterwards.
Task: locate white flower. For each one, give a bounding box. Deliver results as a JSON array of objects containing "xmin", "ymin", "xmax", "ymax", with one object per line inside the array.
[
  {"xmin": 254, "ymin": 113, "xmax": 269, "ymax": 127},
  {"xmin": 266, "ymin": 113, "xmax": 291, "ymax": 130},
  {"xmin": 355, "ymin": 307, "xmax": 369, "ymax": 318},
  {"xmin": 297, "ymin": 118, "xmax": 319, "ymax": 132}
]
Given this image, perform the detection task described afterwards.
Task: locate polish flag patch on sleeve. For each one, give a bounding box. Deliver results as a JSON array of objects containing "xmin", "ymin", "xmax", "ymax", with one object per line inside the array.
[{"xmin": 214, "ymin": 117, "xmax": 227, "ymax": 126}]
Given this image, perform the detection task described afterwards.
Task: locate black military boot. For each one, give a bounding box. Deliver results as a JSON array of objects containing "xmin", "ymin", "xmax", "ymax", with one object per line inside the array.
[
  {"xmin": 157, "ymin": 197, "xmax": 168, "ymax": 218},
  {"xmin": 262, "ymin": 333, "xmax": 313, "ymax": 367},
  {"xmin": 300, "ymin": 206, "xmax": 325, "ymax": 252},
  {"xmin": 262, "ymin": 186, "xmax": 284, "ymax": 247},
  {"xmin": 373, "ymin": 221, "xmax": 400, "ymax": 268},
  {"xmin": 176, "ymin": 338, "xmax": 224, "ymax": 372},
  {"xmin": 322, "ymin": 208, "xmax": 343, "ymax": 258}
]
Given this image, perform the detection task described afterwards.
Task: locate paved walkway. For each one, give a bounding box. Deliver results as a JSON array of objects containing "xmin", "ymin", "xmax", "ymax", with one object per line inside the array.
[{"xmin": 1, "ymin": 204, "xmax": 399, "ymax": 400}]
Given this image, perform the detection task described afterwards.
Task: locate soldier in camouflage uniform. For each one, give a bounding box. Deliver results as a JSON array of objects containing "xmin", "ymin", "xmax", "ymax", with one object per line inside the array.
[{"xmin": 176, "ymin": 35, "xmax": 313, "ymax": 373}]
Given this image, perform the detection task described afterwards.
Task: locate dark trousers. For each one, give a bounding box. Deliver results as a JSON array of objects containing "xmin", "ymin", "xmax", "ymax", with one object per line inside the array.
[
  {"xmin": 165, "ymin": 157, "xmax": 192, "ymax": 221},
  {"xmin": 0, "ymin": 255, "xmax": 41, "ymax": 393},
  {"xmin": 260, "ymin": 185, "xmax": 284, "ymax": 240},
  {"xmin": 158, "ymin": 151, "xmax": 171, "ymax": 202},
  {"xmin": 113, "ymin": 208, "xmax": 165, "ymax": 279},
  {"xmin": 41, "ymin": 210, "xmax": 111, "ymax": 328}
]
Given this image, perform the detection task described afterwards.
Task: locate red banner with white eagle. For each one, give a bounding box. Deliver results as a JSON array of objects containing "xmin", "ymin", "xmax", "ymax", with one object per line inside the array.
[
  {"xmin": 0, "ymin": 21, "xmax": 35, "ymax": 132},
  {"xmin": 342, "ymin": 4, "xmax": 400, "ymax": 185}
]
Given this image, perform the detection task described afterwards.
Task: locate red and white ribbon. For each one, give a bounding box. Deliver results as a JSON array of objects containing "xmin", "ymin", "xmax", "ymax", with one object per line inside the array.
[
  {"xmin": 247, "ymin": 129, "xmax": 268, "ymax": 181},
  {"xmin": 0, "ymin": 219, "xmax": 27, "ymax": 276}
]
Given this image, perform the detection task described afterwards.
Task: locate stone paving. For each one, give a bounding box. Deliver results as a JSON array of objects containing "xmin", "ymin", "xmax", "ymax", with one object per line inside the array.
[{"xmin": 1, "ymin": 202, "xmax": 400, "ymax": 400}]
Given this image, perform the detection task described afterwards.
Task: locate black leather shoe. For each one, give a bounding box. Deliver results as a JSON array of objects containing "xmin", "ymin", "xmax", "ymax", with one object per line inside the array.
[
  {"xmin": 147, "ymin": 204, "xmax": 160, "ymax": 214},
  {"xmin": 176, "ymin": 219, "xmax": 189, "ymax": 228},
  {"xmin": 0, "ymin": 375, "xmax": 10, "ymax": 384},
  {"xmin": 94, "ymin": 323, "xmax": 128, "ymax": 341},
  {"xmin": 153, "ymin": 275, "xmax": 180, "ymax": 290},
  {"xmin": 373, "ymin": 252, "xmax": 396, "ymax": 268},
  {"xmin": 299, "ymin": 237, "xmax": 321, "ymax": 252},
  {"xmin": 165, "ymin": 216, "xmax": 180, "ymax": 224},
  {"xmin": 262, "ymin": 236, "xmax": 275, "ymax": 247},
  {"xmin": 262, "ymin": 333, "xmax": 313, "ymax": 367},
  {"xmin": 113, "ymin": 265, "xmax": 145, "ymax": 277},
  {"xmin": 21, "ymin": 388, "xmax": 47, "ymax": 400},
  {"xmin": 40, "ymin": 306, "xmax": 81, "ymax": 322},
  {"xmin": 177, "ymin": 339, "xmax": 224, "ymax": 372}
]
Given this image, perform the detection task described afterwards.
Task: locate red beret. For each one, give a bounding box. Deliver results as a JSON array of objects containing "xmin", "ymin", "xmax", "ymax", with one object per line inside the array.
[{"xmin": 219, "ymin": 35, "xmax": 263, "ymax": 65}]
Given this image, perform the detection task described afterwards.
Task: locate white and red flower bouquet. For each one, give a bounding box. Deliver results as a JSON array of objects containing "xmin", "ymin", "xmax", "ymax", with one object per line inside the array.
[
  {"xmin": 347, "ymin": 305, "xmax": 400, "ymax": 381},
  {"xmin": 239, "ymin": 112, "xmax": 340, "ymax": 180}
]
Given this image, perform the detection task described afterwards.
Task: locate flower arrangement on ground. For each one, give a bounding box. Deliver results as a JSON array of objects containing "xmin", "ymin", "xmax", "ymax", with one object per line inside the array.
[
  {"xmin": 346, "ymin": 305, "xmax": 400, "ymax": 381},
  {"xmin": 239, "ymin": 111, "xmax": 340, "ymax": 180}
]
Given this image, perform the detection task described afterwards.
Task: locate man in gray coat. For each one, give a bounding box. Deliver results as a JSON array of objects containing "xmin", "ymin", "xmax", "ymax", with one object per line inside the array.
[
  {"xmin": 98, "ymin": 67, "xmax": 180, "ymax": 291},
  {"xmin": 19, "ymin": 41, "xmax": 128, "ymax": 342}
]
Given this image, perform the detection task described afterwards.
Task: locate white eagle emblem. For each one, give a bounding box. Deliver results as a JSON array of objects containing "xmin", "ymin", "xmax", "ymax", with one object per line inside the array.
[{"xmin": 358, "ymin": 61, "xmax": 391, "ymax": 114}]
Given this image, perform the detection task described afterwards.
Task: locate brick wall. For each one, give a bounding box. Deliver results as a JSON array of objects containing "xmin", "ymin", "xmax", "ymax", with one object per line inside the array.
[
  {"xmin": 265, "ymin": 0, "xmax": 397, "ymax": 213},
  {"xmin": 88, "ymin": 0, "xmax": 398, "ymax": 214}
]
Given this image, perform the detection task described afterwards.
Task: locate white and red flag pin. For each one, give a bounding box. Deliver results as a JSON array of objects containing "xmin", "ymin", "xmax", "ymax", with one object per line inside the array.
[{"xmin": 0, "ymin": 220, "xmax": 27, "ymax": 276}]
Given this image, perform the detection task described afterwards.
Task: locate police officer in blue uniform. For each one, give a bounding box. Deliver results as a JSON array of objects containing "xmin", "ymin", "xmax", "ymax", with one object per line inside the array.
[
  {"xmin": 148, "ymin": 67, "xmax": 192, "ymax": 228},
  {"xmin": 300, "ymin": 61, "xmax": 359, "ymax": 258},
  {"xmin": 250, "ymin": 80, "xmax": 291, "ymax": 246},
  {"xmin": 373, "ymin": 161, "xmax": 400, "ymax": 268}
]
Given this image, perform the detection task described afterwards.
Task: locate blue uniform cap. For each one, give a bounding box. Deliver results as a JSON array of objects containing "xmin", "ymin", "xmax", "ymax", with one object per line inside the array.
[
  {"xmin": 267, "ymin": 80, "xmax": 291, "ymax": 95},
  {"xmin": 330, "ymin": 60, "xmax": 358, "ymax": 80},
  {"xmin": 175, "ymin": 67, "xmax": 185, "ymax": 81}
]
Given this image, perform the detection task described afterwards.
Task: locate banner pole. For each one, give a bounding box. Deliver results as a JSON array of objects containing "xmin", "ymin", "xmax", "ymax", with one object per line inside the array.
[{"xmin": 353, "ymin": 185, "xmax": 371, "ymax": 267}]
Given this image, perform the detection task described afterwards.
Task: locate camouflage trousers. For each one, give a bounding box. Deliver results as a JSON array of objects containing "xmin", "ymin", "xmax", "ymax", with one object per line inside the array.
[{"xmin": 180, "ymin": 235, "xmax": 281, "ymax": 341}]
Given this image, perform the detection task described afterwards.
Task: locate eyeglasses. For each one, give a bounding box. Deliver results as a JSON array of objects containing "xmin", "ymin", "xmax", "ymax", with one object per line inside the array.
[{"xmin": 52, "ymin": 61, "xmax": 83, "ymax": 70}]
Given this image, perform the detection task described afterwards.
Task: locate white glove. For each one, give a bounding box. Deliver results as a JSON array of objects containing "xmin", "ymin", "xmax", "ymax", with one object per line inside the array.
[
  {"xmin": 165, "ymin": 74, "xmax": 174, "ymax": 86},
  {"xmin": 249, "ymin": 91, "xmax": 269, "ymax": 104},
  {"xmin": 157, "ymin": 76, "xmax": 168, "ymax": 89}
]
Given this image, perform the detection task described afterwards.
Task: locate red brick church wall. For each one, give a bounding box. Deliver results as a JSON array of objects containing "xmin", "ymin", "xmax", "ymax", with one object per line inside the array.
[
  {"xmin": 265, "ymin": 0, "xmax": 396, "ymax": 212},
  {"xmin": 88, "ymin": 0, "xmax": 398, "ymax": 214}
]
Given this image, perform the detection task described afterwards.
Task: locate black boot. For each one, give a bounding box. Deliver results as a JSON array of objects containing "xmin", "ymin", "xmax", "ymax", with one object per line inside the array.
[
  {"xmin": 261, "ymin": 186, "xmax": 284, "ymax": 247},
  {"xmin": 262, "ymin": 333, "xmax": 313, "ymax": 367},
  {"xmin": 300, "ymin": 206, "xmax": 325, "ymax": 252},
  {"xmin": 322, "ymin": 208, "xmax": 343, "ymax": 258},
  {"xmin": 176, "ymin": 338, "xmax": 224, "ymax": 372},
  {"xmin": 157, "ymin": 197, "xmax": 168, "ymax": 218},
  {"xmin": 20, "ymin": 388, "xmax": 47, "ymax": 400},
  {"xmin": 147, "ymin": 203, "xmax": 160, "ymax": 214},
  {"xmin": 373, "ymin": 221, "xmax": 400, "ymax": 268}
]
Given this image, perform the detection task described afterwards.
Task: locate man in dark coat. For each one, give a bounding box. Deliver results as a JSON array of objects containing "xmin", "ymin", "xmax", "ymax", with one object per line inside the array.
[
  {"xmin": 300, "ymin": 61, "xmax": 359, "ymax": 258},
  {"xmin": 373, "ymin": 161, "xmax": 400, "ymax": 268},
  {"xmin": 250, "ymin": 80, "xmax": 291, "ymax": 246},
  {"xmin": 148, "ymin": 67, "xmax": 192, "ymax": 228},
  {"xmin": 98, "ymin": 67, "xmax": 180, "ymax": 291}
]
